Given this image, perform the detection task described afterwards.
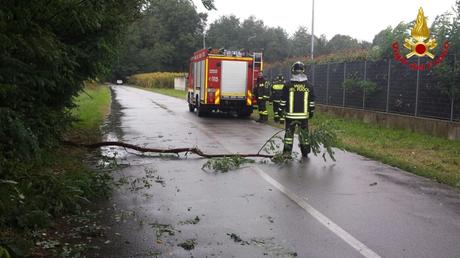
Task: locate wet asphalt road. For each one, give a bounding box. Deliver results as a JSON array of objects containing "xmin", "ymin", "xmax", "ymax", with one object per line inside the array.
[{"xmin": 99, "ymin": 85, "xmax": 460, "ymax": 258}]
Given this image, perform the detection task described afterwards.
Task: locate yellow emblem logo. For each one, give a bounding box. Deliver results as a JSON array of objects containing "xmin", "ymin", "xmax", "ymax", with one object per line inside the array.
[{"xmin": 403, "ymin": 7, "xmax": 437, "ymax": 59}]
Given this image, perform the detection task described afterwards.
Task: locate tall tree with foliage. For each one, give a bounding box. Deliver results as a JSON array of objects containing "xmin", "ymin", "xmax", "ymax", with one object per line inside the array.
[
  {"xmin": 206, "ymin": 15, "xmax": 242, "ymax": 49},
  {"xmin": 431, "ymin": 1, "xmax": 460, "ymax": 102},
  {"xmin": 206, "ymin": 15, "xmax": 291, "ymax": 62},
  {"xmin": 326, "ymin": 34, "xmax": 363, "ymax": 53},
  {"xmin": 289, "ymin": 27, "xmax": 329, "ymax": 58},
  {"xmin": 290, "ymin": 26, "xmax": 312, "ymax": 57},
  {"xmin": 371, "ymin": 22, "xmax": 411, "ymax": 58},
  {"xmin": 112, "ymin": 0, "xmax": 207, "ymax": 78},
  {"xmin": 0, "ymin": 0, "xmax": 145, "ymax": 168}
]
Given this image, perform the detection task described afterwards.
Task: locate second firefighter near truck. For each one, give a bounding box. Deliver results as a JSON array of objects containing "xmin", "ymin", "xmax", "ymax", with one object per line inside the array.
[
  {"xmin": 280, "ymin": 61, "xmax": 315, "ymax": 158},
  {"xmin": 256, "ymin": 72, "xmax": 270, "ymax": 122},
  {"xmin": 271, "ymin": 74, "xmax": 286, "ymax": 123}
]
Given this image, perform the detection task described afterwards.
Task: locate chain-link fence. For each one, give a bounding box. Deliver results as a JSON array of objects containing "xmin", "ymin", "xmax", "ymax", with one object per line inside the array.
[{"xmin": 266, "ymin": 57, "xmax": 459, "ymax": 122}]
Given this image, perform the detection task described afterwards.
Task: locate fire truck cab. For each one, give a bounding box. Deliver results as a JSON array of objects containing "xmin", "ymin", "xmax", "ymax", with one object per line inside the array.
[{"xmin": 187, "ymin": 48, "xmax": 263, "ymax": 117}]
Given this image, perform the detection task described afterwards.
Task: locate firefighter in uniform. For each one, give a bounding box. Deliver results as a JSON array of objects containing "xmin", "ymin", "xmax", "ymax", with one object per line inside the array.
[
  {"xmin": 280, "ymin": 61, "xmax": 315, "ymax": 157},
  {"xmin": 255, "ymin": 72, "xmax": 270, "ymax": 122},
  {"xmin": 270, "ymin": 74, "xmax": 286, "ymax": 123}
]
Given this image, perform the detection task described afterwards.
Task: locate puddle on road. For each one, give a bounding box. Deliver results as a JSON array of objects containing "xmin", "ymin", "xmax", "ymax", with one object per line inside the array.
[
  {"xmin": 99, "ymin": 87, "xmax": 129, "ymax": 162},
  {"xmin": 101, "ymin": 87, "xmax": 125, "ymax": 141}
]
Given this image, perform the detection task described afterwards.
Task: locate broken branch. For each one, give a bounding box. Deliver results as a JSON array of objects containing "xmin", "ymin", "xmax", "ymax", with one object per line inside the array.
[{"xmin": 61, "ymin": 141, "xmax": 274, "ymax": 158}]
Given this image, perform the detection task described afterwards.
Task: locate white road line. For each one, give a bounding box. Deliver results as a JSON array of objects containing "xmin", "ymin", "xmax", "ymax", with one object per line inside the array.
[
  {"xmin": 252, "ymin": 166, "xmax": 382, "ymax": 258},
  {"xmin": 131, "ymin": 86, "xmax": 381, "ymax": 258}
]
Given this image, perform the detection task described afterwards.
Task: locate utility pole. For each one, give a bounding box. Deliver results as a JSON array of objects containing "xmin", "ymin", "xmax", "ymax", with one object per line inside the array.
[
  {"xmin": 310, "ymin": 0, "xmax": 315, "ymax": 60},
  {"xmin": 203, "ymin": 32, "xmax": 206, "ymax": 49}
]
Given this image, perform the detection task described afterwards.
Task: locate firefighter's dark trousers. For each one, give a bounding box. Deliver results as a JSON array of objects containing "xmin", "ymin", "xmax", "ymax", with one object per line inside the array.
[
  {"xmin": 258, "ymin": 98, "xmax": 268, "ymax": 121},
  {"xmin": 283, "ymin": 118, "xmax": 310, "ymax": 155},
  {"xmin": 272, "ymin": 100, "xmax": 284, "ymax": 123}
]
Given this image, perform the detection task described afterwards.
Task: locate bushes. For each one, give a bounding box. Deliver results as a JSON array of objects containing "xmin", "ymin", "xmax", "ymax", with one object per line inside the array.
[
  {"xmin": 0, "ymin": 148, "xmax": 112, "ymax": 230},
  {"xmin": 0, "ymin": 147, "xmax": 113, "ymax": 257},
  {"xmin": 0, "ymin": 0, "xmax": 142, "ymax": 166},
  {"xmin": 0, "ymin": 1, "xmax": 140, "ymax": 253},
  {"xmin": 0, "ymin": 85, "xmax": 112, "ymax": 231},
  {"xmin": 0, "ymin": 109, "xmax": 39, "ymax": 168},
  {"xmin": 0, "ymin": 85, "xmax": 112, "ymax": 257},
  {"xmin": 342, "ymin": 76, "xmax": 378, "ymax": 95},
  {"xmin": 128, "ymin": 72, "xmax": 185, "ymax": 89}
]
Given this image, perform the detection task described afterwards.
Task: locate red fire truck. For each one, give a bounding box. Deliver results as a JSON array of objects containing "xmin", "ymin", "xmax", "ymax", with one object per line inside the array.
[{"xmin": 187, "ymin": 48, "xmax": 263, "ymax": 117}]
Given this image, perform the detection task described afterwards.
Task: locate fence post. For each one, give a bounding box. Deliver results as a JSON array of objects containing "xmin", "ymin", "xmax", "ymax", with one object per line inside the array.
[
  {"xmin": 363, "ymin": 61, "xmax": 367, "ymax": 109},
  {"xmin": 311, "ymin": 64, "xmax": 315, "ymax": 86},
  {"xmin": 451, "ymin": 55, "xmax": 457, "ymax": 122},
  {"xmin": 343, "ymin": 62, "xmax": 347, "ymax": 106},
  {"xmin": 326, "ymin": 63, "xmax": 330, "ymax": 105},
  {"xmin": 415, "ymin": 57, "xmax": 421, "ymax": 117},
  {"xmin": 386, "ymin": 59, "xmax": 391, "ymax": 112}
]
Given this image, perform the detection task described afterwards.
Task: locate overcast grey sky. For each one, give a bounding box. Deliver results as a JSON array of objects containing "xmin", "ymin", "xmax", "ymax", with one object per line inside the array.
[{"xmin": 195, "ymin": 0, "xmax": 457, "ymax": 42}]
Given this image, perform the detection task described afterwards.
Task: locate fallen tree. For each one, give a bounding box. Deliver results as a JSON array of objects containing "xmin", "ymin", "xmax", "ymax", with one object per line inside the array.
[
  {"xmin": 62, "ymin": 121, "xmax": 339, "ymax": 162},
  {"xmin": 61, "ymin": 141, "xmax": 275, "ymax": 159}
]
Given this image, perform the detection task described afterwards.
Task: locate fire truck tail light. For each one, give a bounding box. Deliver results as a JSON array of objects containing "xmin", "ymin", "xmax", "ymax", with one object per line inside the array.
[{"xmin": 209, "ymin": 92, "xmax": 215, "ymax": 103}]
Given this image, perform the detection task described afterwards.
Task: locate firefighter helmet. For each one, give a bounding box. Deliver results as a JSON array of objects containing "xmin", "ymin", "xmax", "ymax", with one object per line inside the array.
[{"xmin": 291, "ymin": 61, "xmax": 305, "ymax": 75}]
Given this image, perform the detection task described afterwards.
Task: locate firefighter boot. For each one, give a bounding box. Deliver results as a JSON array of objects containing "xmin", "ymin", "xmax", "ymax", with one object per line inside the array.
[
  {"xmin": 282, "ymin": 147, "xmax": 292, "ymax": 159},
  {"xmin": 300, "ymin": 144, "xmax": 311, "ymax": 157},
  {"xmin": 273, "ymin": 101, "xmax": 281, "ymax": 122},
  {"xmin": 257, "ymin": 101, "xmax": 267, "ymax": 122},
  {"xmin": 257, "ymin": 114, "xmax": 267, "ymax": 123},
  {"xmin": 283, "ymin": 134, "xmax": 294, "ymax": 157}
]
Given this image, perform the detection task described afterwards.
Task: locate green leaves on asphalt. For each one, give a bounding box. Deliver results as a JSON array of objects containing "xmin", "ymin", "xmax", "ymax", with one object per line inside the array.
[{"xmin": 202, "ymin": 156, "xmax": 255, "ymax": 173}]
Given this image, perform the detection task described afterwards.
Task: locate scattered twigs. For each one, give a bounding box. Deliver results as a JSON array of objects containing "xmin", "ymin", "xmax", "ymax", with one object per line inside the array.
[
  {"xmin": 61, "ymin": 141, "xmax": 274, "ymax": 158},
  {"xmin": 256, "ymin": 129, "xmax": 285, "ymax": 155}
]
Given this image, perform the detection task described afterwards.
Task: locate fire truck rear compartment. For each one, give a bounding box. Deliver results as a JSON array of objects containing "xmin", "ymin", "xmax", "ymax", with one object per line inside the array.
[{"xmin": 220, "ymin": 61, "xmax": 248, "ymax": 98}]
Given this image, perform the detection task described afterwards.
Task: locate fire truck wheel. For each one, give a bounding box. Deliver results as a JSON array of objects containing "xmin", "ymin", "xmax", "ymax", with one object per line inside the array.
[
  {"xmin": 238, "ymin": 110, "xmax": 251, "ymax": 117},
  {"xmin": 197, "ymin": 106, "xmax": 208, "ymax": 117},
  {"xmin": 237, "ymin": 108, "xmax": 252, "ymax": 117},
  {"xmin": 188, "ymin": 103, "xmax": 195, "ymax": 112}
]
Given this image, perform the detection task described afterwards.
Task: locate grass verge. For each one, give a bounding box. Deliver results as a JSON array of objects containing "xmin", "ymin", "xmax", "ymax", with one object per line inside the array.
[
  {"xmin": 136, "ymin": 86, "xmax": 187, "ymax": 100},
  {"xmin": 251, "ymin": 102, "xmax": 460, "ymax": 188},
  {"xmin": 139, "ymin": 87, "xmax": 460, "ymax": 188},
  {"xmin": 314, "ymin": 112, "xmax": 460, "ymax": 187},
  {"xmin": 0, "ymin": 83, "xmax": 112, "ymax": 257},
  {"xmin": 73, "ymin": 84, "xmax": 111, "ymax": 131}
]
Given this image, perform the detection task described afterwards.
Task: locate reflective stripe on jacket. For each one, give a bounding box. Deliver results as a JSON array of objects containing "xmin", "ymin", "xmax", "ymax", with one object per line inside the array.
[
  {"xmin": 281, "ymin": 80, "xmax": 315, "ymax": 120},
  {"xmin": 271, "ymin": 82, "xmax": 285, "ymax": 101}
]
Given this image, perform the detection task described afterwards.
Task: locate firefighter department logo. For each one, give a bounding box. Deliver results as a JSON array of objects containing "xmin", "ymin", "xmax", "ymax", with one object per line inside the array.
[
  {"xmin": 392, "ymin": 7, "xmax": 449, "ymax": 71},
  {"xmin": 404, "ymin": 8, "xmax": 437, "ymax": 59}
]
